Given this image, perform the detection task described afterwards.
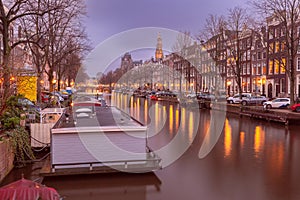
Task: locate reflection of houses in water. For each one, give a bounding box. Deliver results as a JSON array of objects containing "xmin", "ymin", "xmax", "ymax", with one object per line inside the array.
[
  {"xmin": 77, "ymin": 78, "xmax": 99, "ymax": 93},
  {"xmin": 43, "ymin": 173, "xmax": 161, "ymax": 200}
]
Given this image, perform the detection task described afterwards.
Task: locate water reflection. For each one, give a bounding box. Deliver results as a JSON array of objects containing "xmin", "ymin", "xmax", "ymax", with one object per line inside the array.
[
  {"xmin": 240, "ymin": 131, "xmax": 245, "ymax": 149},
  {"xmin": 44, "ymin": 173, "xmax": 161, "ymax": 200},
  {"xmin": 181, "ymin": 107, "xmax": 186, "ymax": 133},
  {"xmin": 53, "ymin": 92, "xmax": 300, "ymax": 200},
  {"xmin": 254, "ymin": 126, "xmax": 265, "ymax": 158},
  {"xmin": 169, "ymin": 105, "xmax": 174, "ymax": 133},
  {"xmin": 188, "ymin": 112, "xmax": 194, "ymax": 143},
  {"xmin": 224, "ymin": 119, "xmax": 232, "ymax": 158}
]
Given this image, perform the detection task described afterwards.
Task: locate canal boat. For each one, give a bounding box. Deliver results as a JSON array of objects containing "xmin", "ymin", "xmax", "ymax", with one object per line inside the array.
[
  {"xmin": 41, "ymin": 97, "xmax": 161, "ymax": 176},
  {"xmin": 151, "ymin": 91, "xmax": 179, "ymax": 103}
]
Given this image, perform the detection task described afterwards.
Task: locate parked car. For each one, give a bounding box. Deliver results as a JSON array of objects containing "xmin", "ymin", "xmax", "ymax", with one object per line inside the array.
[
  {"xmin": 18, "ymin": 97, "xmax": 41, "ymax": 112},
  {"xmin": 240, "ymin": 96, "xmax": 268, "ymax": 106},
  {"xmin": 227, "ymin": 93, "xmax": 252, "ymax": 104},
  {"xmin": 59, "ymin": 90, "xmax": 70, "ymax": 100},
  {"xmin": 290, "ymin": 103, "xmax": 300, "ymax": 112},
  {"xmin": 186, "ymin": 93, "xmax": 197, "ymax": 99},
  {"xmin": 263, "ymin": 98, "xmax": 290, "ymax": 109},
  {"xmin": 150, "ymin": 92, "xmax": 158, "ymax": 100},
  {"xmin": 197, "ymin": 92, "xmax": 214, "ymax": 101},
  {"xmin": 51, "ymin": 92, "xmax": 64, "ymax": 102},
  {"xmin": 41, "ymin": 91, "xmax": 50, "ymax": 103}
]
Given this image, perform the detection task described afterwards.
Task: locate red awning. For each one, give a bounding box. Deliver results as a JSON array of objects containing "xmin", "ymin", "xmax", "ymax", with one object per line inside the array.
[{"xmin": 0, "ymin": 178, "xmax": 60, "ymax": 200}]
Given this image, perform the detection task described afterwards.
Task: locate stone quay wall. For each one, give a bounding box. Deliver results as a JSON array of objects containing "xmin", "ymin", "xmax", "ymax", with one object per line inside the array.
[{"xmin": 0, "ymin": 138, "xmax": 14, "ymax": 182}]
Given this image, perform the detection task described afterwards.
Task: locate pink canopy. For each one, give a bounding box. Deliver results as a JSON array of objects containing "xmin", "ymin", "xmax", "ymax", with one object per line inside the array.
[{"xmin": 0, "ymin": 178, "xmax": 60, "ymax": 200}]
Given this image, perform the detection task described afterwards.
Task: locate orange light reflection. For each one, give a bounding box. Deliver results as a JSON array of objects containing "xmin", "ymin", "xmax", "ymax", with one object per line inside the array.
[
  {"xmin": 254, "ymin": 126, "xmax": 265, "ymax": 158},
  {"xmin": 169, "ymin": 105, "xmax": 174, "ymax": 133},
  {"xmin": 224, "ymin": 119, "xmax": 232, "ymax": 158},
  {"xmin": 188, "ymin": 112, "xmax": 194, "ymax": 143}
]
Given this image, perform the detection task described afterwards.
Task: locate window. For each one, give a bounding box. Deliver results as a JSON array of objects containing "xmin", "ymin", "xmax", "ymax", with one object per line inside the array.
[
  {"xmin": 269, "ymin": 60, "xmax": 273, "ymax": 74},
  {"xmin": 252, "ymin": 64, "xmax": 257, "ymax": 75},
  {"xmin": 257, "ymin": 63, "xmax": 261, "ymax": 75},
  {"xmin": 282, "ymin": 42, "xmax": 286, "ymax": 52},
  {"xmin": 281, "ymin": 58, "xmax": 286, "ymax": 74},
  {"xmin": 275, "ymin": 60, "xmax": 279, "ymax": 74},
  {"xmin": 269, "ymin": 29, "xmax": 274, "ymax": 39},
  {"xmin": 281, "ymin": 27, "xmax": 286, "ymax": 36},
  {"xmin": 297, "ymin": 57, "xmax": 300, "ymax": 71},
  {"xmin": 257, "ymin": 52, "xmax": 262, "ymax": 60},
  {"xmin": 247, "ymin": 63, "xmax": 251, "ymax": 75},
  {"xmin": 262, "ymin": 64, "xmax": 267, "ymax": 75},
  {"xmin": 243, "ymin": 64, "xmax": 247, "ymax": 75},
  {"xmin": 269, "ymin": 43, "xmax": 274, "ymax": 54},
  {"xmin": 263, "ymin": 52, "xmax": 267, "ymax": 59},
  {"xmin": 275, "ymin": 41, "xmax": 280, "ymax": 53},
  {"xmin": 247, "ymin": 50, "xmax": 251, "ymax": 60}
]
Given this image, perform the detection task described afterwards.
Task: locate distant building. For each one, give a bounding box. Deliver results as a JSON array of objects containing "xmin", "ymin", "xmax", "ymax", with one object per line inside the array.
[
  {"xmin": 121, "ymin": 52, "xmax": 134, "ymax": 72},
  {"xmin": 155, "ymin": 33, "xmax": 164, "ymax": 61}
]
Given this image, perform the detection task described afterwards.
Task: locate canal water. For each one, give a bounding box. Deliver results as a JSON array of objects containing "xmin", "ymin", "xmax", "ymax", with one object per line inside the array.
[{"xmin": 2, "ymin": 93, "xmax": 300, "ymax": 200}]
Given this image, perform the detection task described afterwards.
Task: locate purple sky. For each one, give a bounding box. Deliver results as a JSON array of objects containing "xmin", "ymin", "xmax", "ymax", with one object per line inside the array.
[
  {"xmin": 83, "ymin": 0, "xmax": 249, "ymax": 75},
  {"xmin": 85, "ymin": 0, "xmax": 249, "ymax": 47}
]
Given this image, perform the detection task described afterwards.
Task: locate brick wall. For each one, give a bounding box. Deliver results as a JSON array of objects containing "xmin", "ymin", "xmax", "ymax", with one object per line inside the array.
[{"xmin": 0, "ymin": 138, "xmax": 14, "ymax": 182}]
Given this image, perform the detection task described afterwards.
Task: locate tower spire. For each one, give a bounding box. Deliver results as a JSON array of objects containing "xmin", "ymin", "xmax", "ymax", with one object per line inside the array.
[{"xmin": 155, "ymin": 32, "xmax": 163, "ymax": 61}]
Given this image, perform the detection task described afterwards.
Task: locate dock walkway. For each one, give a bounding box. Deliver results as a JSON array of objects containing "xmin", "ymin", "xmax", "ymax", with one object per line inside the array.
[{"xmin": 212, "ymin": 103, "xmax": 300, "ymax": 125}]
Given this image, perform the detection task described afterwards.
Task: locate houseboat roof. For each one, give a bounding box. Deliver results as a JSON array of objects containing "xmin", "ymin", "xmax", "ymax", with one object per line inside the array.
[{"xmin": 42, "ymin": 105, "xmax": 161, "ymax": 176}]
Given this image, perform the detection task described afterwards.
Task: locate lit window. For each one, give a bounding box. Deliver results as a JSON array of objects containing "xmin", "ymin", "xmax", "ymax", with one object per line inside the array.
[
  {"xmin": 275, "ymin": 60, "xmax": 279, "ymax": 74},
  {"xmin": 275, "ymin": 41, "xmax": 280, "ymax": 53},
  {"xmin": 281, "ymin": 58, "xmax": 286, "ymax": 74},
  {"xmin": 262, "ymin": 65, "xmax": 267, "ymax": 75},
  {"xmin": 269, "ymin": 60, "xmax": 273, "ymax": 74}
]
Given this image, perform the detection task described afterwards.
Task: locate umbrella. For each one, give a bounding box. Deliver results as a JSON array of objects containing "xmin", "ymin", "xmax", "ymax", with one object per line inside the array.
[{"xmin": 0, "ymin": 177, "xmax": 60, "ymax": 200}]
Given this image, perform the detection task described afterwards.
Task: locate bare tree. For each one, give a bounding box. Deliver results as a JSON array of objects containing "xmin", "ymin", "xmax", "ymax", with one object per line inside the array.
[
  {"xmin": 0, "ymin": 0, "xmax": 55, "ymax": 110},
  {"xmin": 172, "ymin": 31, "xmax": 194, "ymax": 54},
  {"xmin": 199, "ymin": 14, "xmax": 227, "ymax": 42},
  {"xmin": 199, "ymin": 14, "xmax": 228, "ymax": 95},
  {"xmin": 41, "ymin": 0, "xmax": 88, "ymax": 92},
  {"xmin": 251, "ymin": 0, "xmax": 300, "ymax": 104},
  {"xmin": 19, "ymin": 0, "xmax": 49, "ymax": 103},
  {"xmin": 226, "ymin": 6, "xmax": 250, "ymax": 98}
]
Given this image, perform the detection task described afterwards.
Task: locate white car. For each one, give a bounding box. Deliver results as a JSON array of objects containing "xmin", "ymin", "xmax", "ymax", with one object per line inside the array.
[
  {"xmin": 227, "ymin": 93, "xmax": 251, "ymax": 104},
  {"xmin": 186, "ymin": 93, "xmax": 197, "ymax": 98},
  {"xmin": 263, "ymin": 98, "xmax": 290, "ymax": 109}
]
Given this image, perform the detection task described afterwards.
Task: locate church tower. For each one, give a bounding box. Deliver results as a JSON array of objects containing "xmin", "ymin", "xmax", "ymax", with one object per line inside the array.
[{"xmin": 155, "ymin": 33, "xmax": 164, "ymax": 61}]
